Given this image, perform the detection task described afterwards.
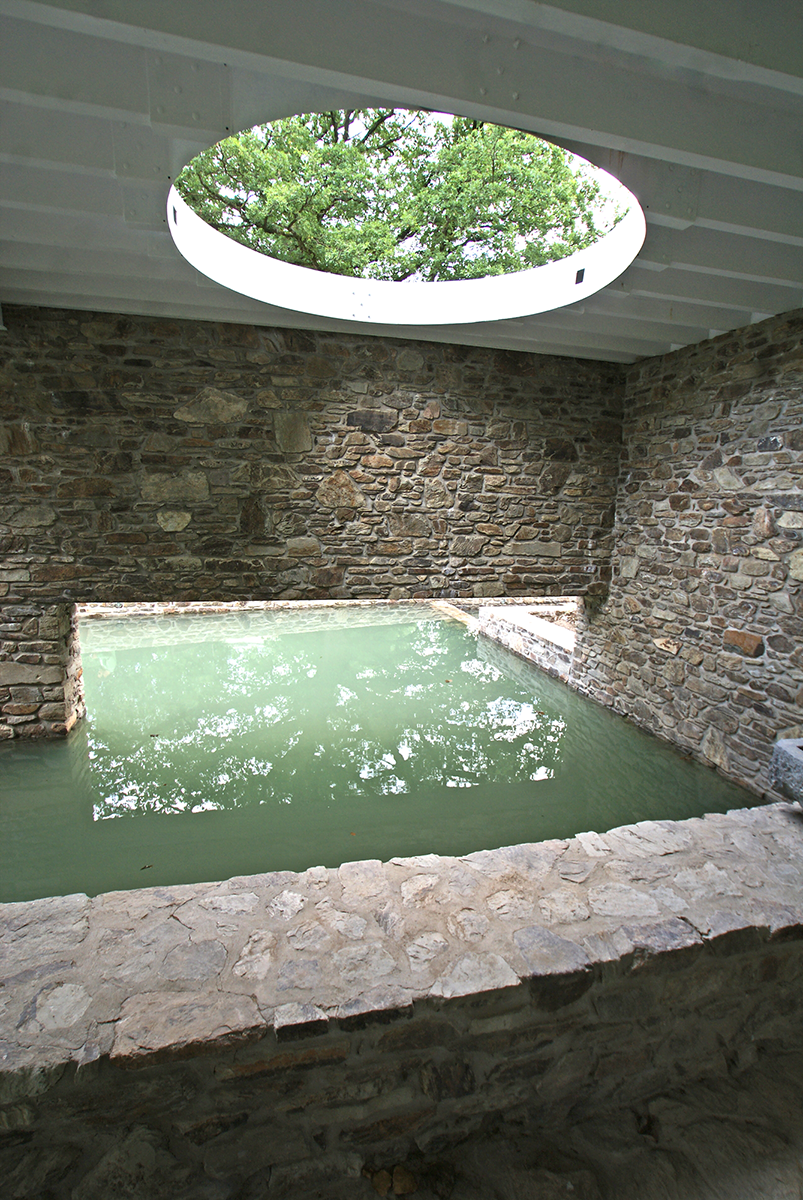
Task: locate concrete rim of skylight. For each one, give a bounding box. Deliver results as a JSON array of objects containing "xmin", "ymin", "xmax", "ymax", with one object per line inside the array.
[{"xmin": 166, "ymin": 153, "xmax": 645, "ymax": 327}]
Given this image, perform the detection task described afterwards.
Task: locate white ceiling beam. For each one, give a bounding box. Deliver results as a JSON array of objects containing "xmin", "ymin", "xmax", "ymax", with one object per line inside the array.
[
  {"xmin": 0, "ymin": 14, "xmax": 148, "ymax": 117},
  {"xmin": 440, "ymin": 0, "xmax": 803, "ymax": 93},
  {"xmin": 0, "ymin": 99, "xmax": 115, "ymax": 171},
  {"xmin": 623, "ymin": 263, "xmax": 803, "ymax": 313},
  {"xmin": 638, "ymin": 224, "xmax": 803, "ymax": 287},
  {"xmin": 5, "ymin": 0, "xmax": 803, "ymax": 190}
]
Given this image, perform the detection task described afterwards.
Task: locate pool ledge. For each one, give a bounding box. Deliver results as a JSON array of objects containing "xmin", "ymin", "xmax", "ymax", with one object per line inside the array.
[
  {"xmin": 478, "ymin": 603, "xmax": 577, "ymax": 681},
  {"xmin": 2, "ymin": 801, "xmax": 802, "ymax": 1084}
]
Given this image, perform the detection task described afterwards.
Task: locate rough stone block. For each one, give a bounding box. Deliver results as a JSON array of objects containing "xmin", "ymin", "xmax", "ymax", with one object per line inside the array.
[
  {"xmin": 0, "ymin": 662, "xmax": 63, "ymax": 686},
  {"xmin": 769, "ymin": 739, "xmax": 803, "ymax": 803},
  {"xmin": 723, "ymin": 629, "xmax": 765, "ymax": 657}
]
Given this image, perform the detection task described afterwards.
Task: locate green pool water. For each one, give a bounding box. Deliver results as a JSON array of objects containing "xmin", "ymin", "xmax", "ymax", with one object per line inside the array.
[{"xmin": 1, "ymin": 605, "xmax": 754, "ymax": 902}]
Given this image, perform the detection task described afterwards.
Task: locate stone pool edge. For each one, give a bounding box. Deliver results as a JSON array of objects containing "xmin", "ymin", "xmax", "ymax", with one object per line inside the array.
[{"xmin": 3, "ymin": 800, "xmax": 803, "ymax": 1085}]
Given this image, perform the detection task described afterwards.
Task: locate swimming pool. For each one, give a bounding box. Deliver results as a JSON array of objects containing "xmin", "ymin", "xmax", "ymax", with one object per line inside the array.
[{"xmin": 1, "ymin": 603, "xmax": 754, "ymax": 901}]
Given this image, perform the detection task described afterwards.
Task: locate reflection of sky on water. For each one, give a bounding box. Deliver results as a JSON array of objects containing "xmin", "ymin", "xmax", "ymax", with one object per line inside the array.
[{"xmin": 81, "ymin": 616, "xmax": 566, "ymax": 820}]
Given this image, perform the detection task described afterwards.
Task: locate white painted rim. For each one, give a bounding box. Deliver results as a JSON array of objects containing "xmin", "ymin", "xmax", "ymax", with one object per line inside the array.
[{"xmin": 167, "ymin": 176, "xmax": 645, "ymax": 326}]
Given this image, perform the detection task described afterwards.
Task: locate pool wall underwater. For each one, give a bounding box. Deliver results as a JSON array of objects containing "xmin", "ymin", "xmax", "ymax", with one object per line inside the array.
[{"xmin": 1, "ymin": 304, "xmax": 802, "ymax": 1192}]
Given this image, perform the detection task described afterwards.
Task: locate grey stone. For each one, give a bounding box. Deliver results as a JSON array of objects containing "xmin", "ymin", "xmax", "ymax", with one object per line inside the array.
[
  {"xmin": 673, "ymin": 862, "xmax": 741, "ymax": 901},
  {"xmin": 273, "ymin": 1002, "xmax": 328, "ymax": 1036},
  {"xmin": 701, "ymin": 725, "xmax": 730, "ymax": 770},
  {"xmin": 713, "ymin": 465, "xmax": 744, "ymax": 490},
  {"xmin": 321, "ymin": 908, "xmax": 368, "ymax": 939},
  {"xmin": 141, "ymin": 471, "xmax": 209, "ymax": 503},
  {"xmin": 276, "ymin": 958, "xmax": 323, "ymax": 992},
  {"xmin": 286, "ymin": 535, "xmax": 321, "ymax": 555},
  {"xmin": 112, "ymin": 992, "xmax": 262, "ymax": 1060},
  {"xmin": 156, "ymin": 509, "xmax": 192, "ymax": 532},
  {"xmin": 406, "ymin": 931, "xmax": 450, "ymax": 970},
  {"xmin": 617, "ymin": 918, "xmax": 702, "ymax": 957},
  {"xmin": 0, "ymin": 662, "xmax": 64, "ymax": 686},
  {"xmin": 450, "ymin": 535, "xmax": 488, "ymax": 556},
  {"xmin": 333, "ymin": 941, "xmax": 396, "ymax": 984},
  {"xmin": 506, "ymin": 539, "xmax": 562, "ymax": 557},
  {"xmin": 446, "ymin": 907, "xmax": 490, "ymax": 942},
  {"xmin": 486, "ymin": 889, "xmax": 537, "ymax": 920},
  {"xmin": 173, "ymin": 387, "xmax": 248, "ymax": 424},
  {"xmin": 396, "ymin": 348, "xmax": 424, "ymax": 371},
  {"xmin": 200, "ymin": 892, "xmax": 259, "ymax": 915},
  {"xmin": 275, "ymin": 411, "xmax": 312, "ymax": 453},
  {"xmin": 538, "ymin": 889, "xmax": 591, "ymax": 924},
  {"xmin": 346, "ymin": 408, "xmax": 397, "ymax": 433},
  {"xmin": 286, "ymin": 920, "xmax": 331, "ymax": 953},
  {"xmin": 1, "ymin": 505, "xmax": 57, "ymax": 528},
  {"xmin": 401, "ymin": 874, "xmax": 440, "ymax": 906},
  {"xmin": 770, "ymin": 738, "xmax": 803, "ymax": 802},
  {"xmin": 339, "ymin": 859, "xmax": 387, "ymax": 900},
  {"xmin": 513, "ymin": 926, "xmax": 591, "ymax": 975},
  {"xmin": 269, "ymin": 890, "xmax": 307, "ymax": 920},
  {"xmin": 232, "ymin": 930, "xmax": 275, "ymax": 979},
  {"xmin": 34, "ymin": 982, "xmax": 92, "ymax": 1031},
  {"xmin": 424, "ymin": 479, "xmax": 450, "ymax": 509},
  {"xmin": 430, "ymin": 952, "xmax": 520, "ymax": 998},
  {"xmin": 161, "ymin": 939, "xmax": 227, "ymax": 980},
  {"xmin": 587, "ymin": 883, "xmax": 660, "ymax": 918}
]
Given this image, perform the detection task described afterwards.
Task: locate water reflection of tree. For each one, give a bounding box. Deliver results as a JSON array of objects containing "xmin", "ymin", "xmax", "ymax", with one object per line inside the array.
[{"xmin": 85, "ymin": 618, "xmax": 567, "ymax": 819}]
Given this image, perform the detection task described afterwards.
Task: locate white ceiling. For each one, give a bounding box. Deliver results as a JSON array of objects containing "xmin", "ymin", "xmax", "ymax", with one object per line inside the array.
[{"xmin": 1, "ymin": 0, "xmax": 801, "ymax": 362}]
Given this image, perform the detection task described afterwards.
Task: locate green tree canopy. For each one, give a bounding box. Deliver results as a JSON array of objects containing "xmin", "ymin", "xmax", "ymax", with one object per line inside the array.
[{"xmin": 175, "ymin": 108, "xmax": 621, "ymax": 283}]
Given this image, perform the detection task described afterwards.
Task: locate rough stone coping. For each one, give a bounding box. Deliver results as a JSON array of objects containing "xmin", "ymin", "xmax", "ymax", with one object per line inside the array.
[
  {"xmin": 2, "ymin": 802, "xmax": 802, "ymax": 1087},
  {"xmin": 770, "ymin": 739, "xmax": 803, "ymax": 803},
  {"xmin": 479, "ymin": 605, "xmax": 576, "ymax": 652},
  {"xmin": 76, "ymin": 596, "xmax": 567, "ymax": 621}
]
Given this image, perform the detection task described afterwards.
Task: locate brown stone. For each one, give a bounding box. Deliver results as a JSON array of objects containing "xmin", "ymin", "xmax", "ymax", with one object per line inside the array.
[
  {"xmin": 392, "ymin": 1164, "xmax": 418, "ymax": 1195},
  {"xmin": 544, "ymin": 437, "xmax": 578, "ymax": 461},
  {"xmin": 723, "ymin": 629, "xmax": 765, "ymax": 657},
  {"xmin": 316, "ymin": 470, "xmax": 367, "ymax": 510},
  {"xmin": 0, "ymin": 424, "xmax": 38, "ymax": 455},
  {"xmin": 343, "ymin": 1107, "xmax": 436, "ymax": 1146},
  {"xmin": 432, "ymin": 418, "xmax": 468, "ymax": 435},
  {"xmin": 371, "ymin": 1169, "xmax": 393, "ymax": 1196}
]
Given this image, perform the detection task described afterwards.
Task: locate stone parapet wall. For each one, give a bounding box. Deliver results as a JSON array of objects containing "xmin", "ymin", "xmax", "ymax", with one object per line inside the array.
[
  {"xmin": 0, "ymin": 305, "xmax": 623, "ymax": 606},
  {"xmin": 0, "ymin": 602, "xmax": 83, "ymax": 739},
  {"xmin": 577, "ymin": 311, "xmax": 803, "ymax": 791},
  {"xmin": 2, "ymin": 802, "xmax": 803, "ymax": 1195}
]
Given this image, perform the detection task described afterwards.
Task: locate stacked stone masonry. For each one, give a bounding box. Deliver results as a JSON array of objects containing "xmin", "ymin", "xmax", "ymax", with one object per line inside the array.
[
  {"xmin": 574, "ymin": 310, "xmax": 803, "ymax": 792},
  {"xmin": 0, "ymin": 306, "xmax": 622, "ymax": 606},
  {"xmin": 0, "ymin": 602, "xmax": 83, "ymax": 739},
  {"xmin": 2, "ymin": 802, "xmax": 803, "ymax": 1197},
  {"xmin": 0, "ymin": 303, "xmax": 802, "ymax": 783}
]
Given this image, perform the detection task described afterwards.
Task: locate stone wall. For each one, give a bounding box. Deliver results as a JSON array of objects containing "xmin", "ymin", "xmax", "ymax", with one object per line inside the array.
[
  {"xmin": 2, "ymin": 801, "xmax": 803, "ymax": 1197},
  {"xmin": 576, "ymin": 311, "xmax": 803, "ymax": 792},
  {"xmin": 0, "ymin": 305, "xmax": 623, "ymax": 606},
  {"xmin": 1, "ymin": 303, "xmax": 802, "ymax": 785},
  {"xmin": 0, "ymin": 602, "xmax": 83, "ymax": 739}
]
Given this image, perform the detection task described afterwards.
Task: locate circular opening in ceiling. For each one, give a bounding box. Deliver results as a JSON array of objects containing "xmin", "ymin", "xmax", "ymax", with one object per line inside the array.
[{"xmin": 167, "ymin": 107, "xmax": 645, "ymax": 326}]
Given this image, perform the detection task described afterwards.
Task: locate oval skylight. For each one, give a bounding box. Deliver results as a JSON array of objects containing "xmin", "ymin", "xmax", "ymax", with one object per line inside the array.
[{"xmin": 168, "ymin": 107, "xmax": 645, "ymax": 326}]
